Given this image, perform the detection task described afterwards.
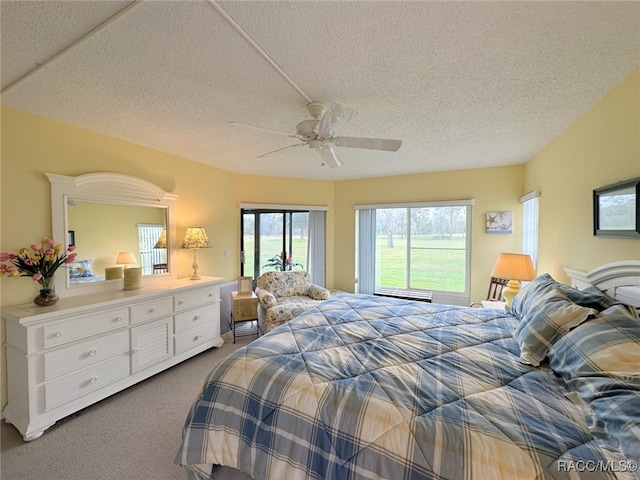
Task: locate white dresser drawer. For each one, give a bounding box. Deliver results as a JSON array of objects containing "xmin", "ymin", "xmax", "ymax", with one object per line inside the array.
[
  {"xmin": 174, "ymin": 287, "xmax": 219, "ymax": 312},
  {"xmin": 130, "ymin": 297, "xmax": 173, "ymax": 324},
  {"xmin": 174, "ymin": 322, "xmax": 217, "ymax": 355},
  {"xmin": 174, "ymin": 306, "xmax": 216, "ymax": 334},
  {"xmin": 44, "ymin": 355, "xmax": 130, "ymax": 411},
  {"xmin": 42, "ymin": 307, "xmax": 128, "ymax": 349},
  {"xmin": 43, "ymin": 330, "xmax": 130, "ymax": 381}
]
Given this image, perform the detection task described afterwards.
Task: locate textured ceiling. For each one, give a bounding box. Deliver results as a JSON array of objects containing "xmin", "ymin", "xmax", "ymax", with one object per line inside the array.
[{"xmin": 2, "ymin": 1, "xmax": 639, "ymax": 181}]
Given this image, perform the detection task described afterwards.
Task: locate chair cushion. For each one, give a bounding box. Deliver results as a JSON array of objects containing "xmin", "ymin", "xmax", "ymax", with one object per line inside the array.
[{"xmin": 257, "ymin": 271, "xmax": 312, "ymax": 298}]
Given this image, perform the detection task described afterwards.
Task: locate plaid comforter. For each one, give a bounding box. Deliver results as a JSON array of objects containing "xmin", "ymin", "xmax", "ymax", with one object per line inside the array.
[{"xmin": 176, "ymin": 294, "xmax": 631, "ymax": 480}]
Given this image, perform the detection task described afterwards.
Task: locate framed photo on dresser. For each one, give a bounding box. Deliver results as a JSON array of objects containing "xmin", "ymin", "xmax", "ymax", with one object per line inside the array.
[{"xmin": 237, "ymin": 276, "xmax": 253, "ymax": 295}]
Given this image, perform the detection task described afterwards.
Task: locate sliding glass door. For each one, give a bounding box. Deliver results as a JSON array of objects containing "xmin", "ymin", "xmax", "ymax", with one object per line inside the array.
[{"xmin": 241, "ymin": 209, "xmax": 309, "ymax": 281}]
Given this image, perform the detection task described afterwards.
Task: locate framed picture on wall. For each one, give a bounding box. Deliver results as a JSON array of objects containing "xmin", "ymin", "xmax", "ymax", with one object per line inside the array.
[
  {"xmin": 68, "ymin": 230, "xmax": 75, "ymax": 247},
  {"xmin": 593, "ymin": 177, "xmax": 640, "ymax": 238},
  {"xmin": 237, "ymin": 276, "xmax": 253, "ymax": 295},
  {"xmin": 486, "ymin": 212, "xmax": 512, "ymax": 234}
]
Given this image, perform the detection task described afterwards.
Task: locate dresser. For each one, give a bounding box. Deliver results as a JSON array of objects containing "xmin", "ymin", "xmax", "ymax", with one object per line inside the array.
[{"xmin": 1, "ymin": 276, "xmax": 224, "ymax": 441}]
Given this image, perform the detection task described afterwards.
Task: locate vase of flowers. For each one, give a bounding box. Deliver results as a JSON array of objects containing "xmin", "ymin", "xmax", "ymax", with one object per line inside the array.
[{"xmin": 1, "ymin": 237, "xmax": 77, "ymax": 306}]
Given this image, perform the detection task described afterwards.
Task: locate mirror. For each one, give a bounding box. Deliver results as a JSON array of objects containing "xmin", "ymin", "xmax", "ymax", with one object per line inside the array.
[
  {"xmin": 593, "ymin": 177, "xmax": 640, "ymax": 238},
  {"xmin": 67, "ymin": 201, "xmax": 168, "ymax": 282},
  {"xmin": 47, "ymin": 172, "xmax": 179, "ymax": 297}
]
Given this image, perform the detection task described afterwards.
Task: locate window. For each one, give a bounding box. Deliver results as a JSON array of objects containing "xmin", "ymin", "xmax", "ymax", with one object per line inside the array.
[
  {"xmin": 356, "ymin": 200, "xmax": 473, "ymax": 305},
  {"xmin": 521, "ymin": 190, "xmax": 540, "ymax": 268},
  {"xmin": 137, "ymin": 224, "xmax": 165, "ymax": 275},
  {"xmin": 240, "ymin": 205, "xmax": 326, "ymax": 286}
]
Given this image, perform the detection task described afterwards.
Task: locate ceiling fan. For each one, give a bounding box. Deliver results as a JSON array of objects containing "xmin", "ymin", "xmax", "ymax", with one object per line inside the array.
[{"xmin": 230, "ymin": 102, "xmax": 402, "ymax": 168}]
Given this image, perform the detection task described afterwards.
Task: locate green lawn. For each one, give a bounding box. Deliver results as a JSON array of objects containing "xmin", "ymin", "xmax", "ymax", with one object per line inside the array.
[
  {"xmin": 243, "ymin": 234, "xmax": 466, "ymax": 292},
  {"xmin": 376, "ymin": 235, "xmax": 466, "ymax": 292},
  {"xmin": 242, "ymin": 237, "xmax": 308, "ymax": 277}
]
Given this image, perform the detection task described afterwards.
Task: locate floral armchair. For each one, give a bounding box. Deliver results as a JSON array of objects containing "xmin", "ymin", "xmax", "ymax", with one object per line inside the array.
[{"xmin": 255, "ymin": 271, "xmax": 331, "ymax": 333}]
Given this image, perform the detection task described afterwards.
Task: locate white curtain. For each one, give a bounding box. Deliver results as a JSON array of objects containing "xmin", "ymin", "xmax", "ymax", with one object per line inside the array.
[
  {"xmin": 356, "ymin": 209, "xmax": 376, "ymax": 294},
  {"xmin": 521, "ymin": 191, "xmax": 540, "ymax": 268},
  {"xmin": 307, "ymin": 210, "xmax": 326, "ymax": 286}
]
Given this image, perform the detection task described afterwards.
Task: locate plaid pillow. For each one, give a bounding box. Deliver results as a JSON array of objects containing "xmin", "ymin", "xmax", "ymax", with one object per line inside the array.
[
  {"xmin": 548, "ymin": 305, "xmax": 640, "ymax": 467},
  {"xmin": 510, "ymin": 273, "xmax": 627, "ymax": 320},
  {"xmin": 514, "ymin": 288, "xmax": 597, "ymax": 366}
]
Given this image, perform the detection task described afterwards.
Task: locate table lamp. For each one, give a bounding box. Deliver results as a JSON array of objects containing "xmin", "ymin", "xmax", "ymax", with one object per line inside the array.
[
  {"xmin": 490, "ymin": 253, "xmax": 536, "ymax": 307},
  {"xmin": 180, "ymin": 227, "xmax": 212, "ymax": 280}
]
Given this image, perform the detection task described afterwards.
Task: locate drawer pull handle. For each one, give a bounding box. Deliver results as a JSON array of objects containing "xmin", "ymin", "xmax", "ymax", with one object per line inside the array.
[
  {"xmin": 178, "ymin": 300, "xmax": 184, "ymax": 305},
  {"xmin": 194, "ymin": 315, "xmax": 202, "ymax": 321},
  {"xmin": 89, "ymin": 376, "xmax": 98, "ymax": 384},
  {"xmin": 149, "ymin": 308, "xmax": 157, "ymax": 313},
  {"xmin": 114, "ymin": 316, "xmax": 123, "ymax": 322},
  {"xmin": 55, "ymin": 331, "xmax": 63, "ymax": 337},
  {"xmin": 195, "ymin": 334, "xmax": 202, "ymax": 340},
  {"xmin": 89, "ymin": 349, "xmax": 97, "ymax": 357}
]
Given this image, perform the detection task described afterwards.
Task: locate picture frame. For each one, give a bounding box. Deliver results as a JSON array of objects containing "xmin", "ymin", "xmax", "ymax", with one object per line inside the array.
[
  {"xmin": 593, "ymin": 177, "xmax": 640, "ymax": 238},
  {"xmin": 237, "ymin": 276, "xmax": 253, "ymax": 295},
  {"xmin": 68, "ymin": 230, "xmax": 76, "ymax": 247},
  {"xmin": 485, "ymin": 212, "xmax": 512, "ymax": 234}
]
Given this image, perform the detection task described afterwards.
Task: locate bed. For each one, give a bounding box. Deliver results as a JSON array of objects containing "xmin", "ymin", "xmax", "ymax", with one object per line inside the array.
[{"xmin": 175, "ymin": 261, "xmax": 640, "ymax": 480}]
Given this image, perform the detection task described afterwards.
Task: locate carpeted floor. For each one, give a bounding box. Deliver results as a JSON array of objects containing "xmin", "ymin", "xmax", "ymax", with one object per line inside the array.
[{"xmin": 1, "ymin": 328, "xmax": 258, "ymax": 480}]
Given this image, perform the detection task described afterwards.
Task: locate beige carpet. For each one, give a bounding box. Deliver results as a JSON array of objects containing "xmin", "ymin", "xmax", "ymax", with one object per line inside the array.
[{"xmin": 1, "ymin": 329, "xmax": 257, "ymax": 480}]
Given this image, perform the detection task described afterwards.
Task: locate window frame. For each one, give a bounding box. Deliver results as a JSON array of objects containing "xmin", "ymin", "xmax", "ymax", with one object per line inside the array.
[
  {"xmin": 355, "ymin": 200, "xmax": 474, "ymax": 305},
  {"xmin": 239, "ymin": 203, "xmax": 328, "ymax": 285}
]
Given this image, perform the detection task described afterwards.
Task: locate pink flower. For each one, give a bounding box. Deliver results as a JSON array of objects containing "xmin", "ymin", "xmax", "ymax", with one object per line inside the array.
[
  {"xmin": 65, "ymin": 253, "xmax": 78, "ymax": 263},
  {"xmin": 32, "ymin": 273, "xmax": 42, "ymax": 281},
  {"xmin": 68, "ymin": 245, "xmax": 77, "ymax": 252},
  {"xmin": 24, "ymin": 258, "xmax": 34, "ymax": 266},
  {"xmin": 31, "ymin": 244, "xmax": 41, "ymax": 252},
  {"xmin": 42, "ymin": 237, "xmax": 55, "ymax": 245},
  {"xmin": 44, "ymin": 248, "xmax": 55, "ymax": 256},
  {"xmin": 0, "ymin": 252, "xmax": 16, "ymax": 261}
]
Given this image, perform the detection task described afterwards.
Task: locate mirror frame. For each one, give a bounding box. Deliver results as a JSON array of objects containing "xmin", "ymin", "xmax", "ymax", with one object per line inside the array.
[{"xmin": 47, "ymin": 172, "xmax": 179, "ymax": 297}]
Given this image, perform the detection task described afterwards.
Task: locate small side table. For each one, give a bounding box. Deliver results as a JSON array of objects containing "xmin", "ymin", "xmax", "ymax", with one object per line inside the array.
[
  {"xmin": 481, "ymin": 300, "xmax": 507, "ymax": 311},
  {"xmin": 231, "ymin": 291, "xmax": 259, "ymax": 343}
]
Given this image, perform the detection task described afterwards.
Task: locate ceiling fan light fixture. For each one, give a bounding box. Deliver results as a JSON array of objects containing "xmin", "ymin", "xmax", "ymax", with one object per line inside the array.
[
  {"xmin": 239, "ymin": 100, "xmax": 402, "ymax": 166},
  {"xmin": 296, "ymin": 119, "xmax": 319, "ymax": 139}
]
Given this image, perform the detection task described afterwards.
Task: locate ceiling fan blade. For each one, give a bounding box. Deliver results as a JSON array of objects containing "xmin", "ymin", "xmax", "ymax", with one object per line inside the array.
[
  {"xmin": 333, "ymin": 136, "xmax": 402, "ymax": 152},
  {"xmin": 314, "ymin": 145, "xmax": 343, "ymax": 168},
  {"xmin": 229, "ymin": 121, "xmax": 295, "ymax": 137},
  {"xmin": 314, "ymin": 102, "xmax": 357, "ymax": 137},
  {"xmin": 257, "ymin": 143, "xmax": 306, "ymax": 158}
]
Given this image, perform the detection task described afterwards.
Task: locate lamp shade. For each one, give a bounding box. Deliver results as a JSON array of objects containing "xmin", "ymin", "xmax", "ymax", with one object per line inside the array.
[
  {"xmin": 116, "ymin": 251, "xmax": 137, "ymax": 265},
  {"xmin": 491, "ymin": 253, "xmax": 536, "ymax": 281},
  {"xmin": 180, "ymin": 227, "xmax": 212, "ymax": 249},
  {"xmin": 153, "ymin": 229, "xmax": 167, "ymax": 249}
]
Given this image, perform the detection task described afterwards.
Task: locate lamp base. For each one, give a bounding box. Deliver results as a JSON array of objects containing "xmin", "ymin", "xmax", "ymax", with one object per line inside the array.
[
  {"xmin": 190, "ymin": 249, "xmax": 201, "ymax": 280},
  {"xmin": 502, "ymin": 280, "xmax": 522, "ymax": 308}
]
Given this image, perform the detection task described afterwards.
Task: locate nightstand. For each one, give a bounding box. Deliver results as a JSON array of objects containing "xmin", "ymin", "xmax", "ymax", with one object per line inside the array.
[
  {"xmin": 231, "ymin": 291, "xmax": 259, "ymax": 343},
  {"xmin": 481, "ymin": 300, "xmax": 507, "ymax": 311}
]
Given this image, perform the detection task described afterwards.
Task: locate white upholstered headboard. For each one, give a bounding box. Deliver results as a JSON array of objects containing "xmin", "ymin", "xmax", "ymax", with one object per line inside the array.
[{"xmin": 564, "ymin": 260, "xmax": 640, "ymax": 308}]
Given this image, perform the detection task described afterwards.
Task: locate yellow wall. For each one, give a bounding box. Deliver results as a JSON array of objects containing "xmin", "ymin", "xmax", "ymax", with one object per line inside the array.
[
  {"xmin": 525, "ymin": 67, "xmax": 640, "ymax": 281},
  {"xmin": 1, "ymin": 67, "xmax": 638, "ymax": 410}
]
